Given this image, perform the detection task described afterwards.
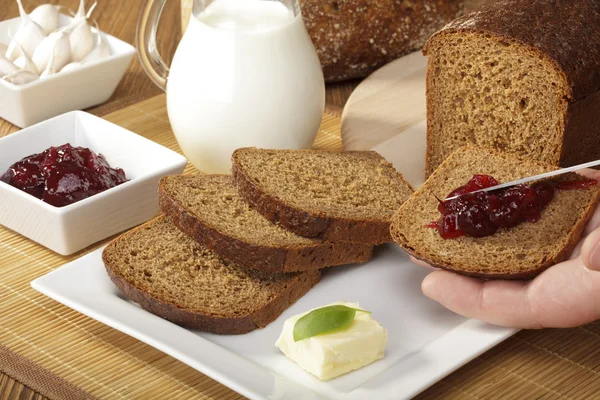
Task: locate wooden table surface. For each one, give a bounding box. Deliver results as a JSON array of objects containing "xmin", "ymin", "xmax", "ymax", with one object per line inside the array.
[{"xmin": 0, "ymin": 0, "xmax": 494, "ymax": 398}]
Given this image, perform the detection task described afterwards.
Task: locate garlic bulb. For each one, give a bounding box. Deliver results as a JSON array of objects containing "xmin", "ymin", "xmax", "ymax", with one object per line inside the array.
[
  {"xmin": 12, "ymin": 39, "xmax": 38, "ymax": 75},
  {"xmin": 60, "ymin": 61, "xmax": 82, "ymax": 73},
  {"xmin": 5, "ymin": 0, "xmax": 46, "ymax": 62},
  {"xmin": 0, "ymin": 53, "xmax": 19, "ymax": 77},
  {"xmin": 29, "ymin": 4, "xmax": 61, "ymax": 35},
  {"xmin": 2, "ymin": 70, "xmax": 38, "ymax": 85},
  {"xmin": 82, "ymin": 23, "xmax": 110, "ymax": 64},
  {"xmin": 32, "ymin": 29, "xmax": 71, "ymax": 73}
]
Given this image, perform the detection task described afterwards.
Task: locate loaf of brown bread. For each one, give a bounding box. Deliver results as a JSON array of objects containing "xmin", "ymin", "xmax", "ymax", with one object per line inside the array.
[
  {"xmin": 159, "ymin": 175, "xmax": 373, "ymax": 273},
  {"xmin": 232, "ymin": 148, "xmax": 414, "ymax": 245},
  {"xmin": 103, "ymin": 217, "xmax": 320, "ymax": 334},
  {"xmin": 423, "ymin": 0, "xmax": 600, "ymax": 177},
  {"xmin": 391, "ymin": 147, "xmax": 600, "ymax": 279}
]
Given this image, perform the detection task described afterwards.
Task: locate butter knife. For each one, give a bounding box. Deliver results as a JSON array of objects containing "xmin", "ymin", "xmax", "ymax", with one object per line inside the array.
[{"xmin": 445, "ymin": 159, "xmax": 600, "ymax": 201}]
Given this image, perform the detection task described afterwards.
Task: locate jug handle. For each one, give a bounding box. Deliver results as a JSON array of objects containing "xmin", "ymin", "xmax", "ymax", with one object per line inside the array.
[{"xmin": 136, "ymin": 0, "xmax": 170, "ymax": 91}]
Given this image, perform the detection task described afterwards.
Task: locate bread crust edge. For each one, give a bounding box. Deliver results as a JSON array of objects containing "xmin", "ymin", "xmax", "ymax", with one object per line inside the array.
[{"xmin": 101, "ymin": 226, "xmax": 322, "ymax": 334}]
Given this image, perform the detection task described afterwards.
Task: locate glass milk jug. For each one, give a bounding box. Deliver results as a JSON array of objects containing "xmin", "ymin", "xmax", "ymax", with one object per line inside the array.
[{"xmin": 137, "ymin": 0, "xmax": 325, "ymax": 173}]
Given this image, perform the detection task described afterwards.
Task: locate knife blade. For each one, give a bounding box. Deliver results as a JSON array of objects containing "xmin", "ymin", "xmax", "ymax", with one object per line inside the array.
[{"xmin": 444, "ymin": 158, "xmax": 600, "ymax": 201}]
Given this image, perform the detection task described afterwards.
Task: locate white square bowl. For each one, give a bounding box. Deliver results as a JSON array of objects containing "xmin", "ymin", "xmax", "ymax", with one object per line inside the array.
[
  {"xmin": 0, "ymin": 111, "xmax": 188, "ymax": 255},
  {"xmin": 0, "ymin": 14, "xmax": 136, "ymax": 128}
]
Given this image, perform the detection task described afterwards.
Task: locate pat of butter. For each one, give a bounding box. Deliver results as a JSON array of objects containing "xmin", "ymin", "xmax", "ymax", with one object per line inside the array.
[{"xmin": 275, "ymin": 301, "xmax": 387, "ymax": 380}]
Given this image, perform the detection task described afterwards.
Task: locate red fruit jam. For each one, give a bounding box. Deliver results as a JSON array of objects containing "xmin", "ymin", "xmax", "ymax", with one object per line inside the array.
[
  {"xmin": 0, "ymin": 143, "xmax": 128, "ymax": 207},
  {"xmin": 428, "ymin": 174, "xmax": 597, "ymax": 239}
]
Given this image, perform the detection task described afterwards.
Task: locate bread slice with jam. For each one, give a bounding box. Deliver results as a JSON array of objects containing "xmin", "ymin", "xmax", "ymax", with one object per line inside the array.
[{"xmin": 391, "ymin": 147, "xmax": 600, "ymax": 279}]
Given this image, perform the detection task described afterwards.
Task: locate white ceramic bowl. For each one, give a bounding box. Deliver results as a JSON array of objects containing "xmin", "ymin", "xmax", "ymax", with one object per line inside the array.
[
  {"xmin": 0, "ymin": 111, "xmax": 188, "ymax": 255},
  {"xmin": 0, "ymin": 14, "xmax": 136, "ymax": 128}
]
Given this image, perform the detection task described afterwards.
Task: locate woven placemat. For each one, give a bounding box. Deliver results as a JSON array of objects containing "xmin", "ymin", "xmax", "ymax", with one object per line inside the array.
[{"xmin": 1, "ymin": 95, "xmax": 600, "ymax": 400}]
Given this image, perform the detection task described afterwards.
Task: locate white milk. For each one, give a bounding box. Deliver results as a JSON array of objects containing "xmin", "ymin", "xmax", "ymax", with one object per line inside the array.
[{"xmin": 167, "ymin": 0, "xmax": 325, "ymax": 173}]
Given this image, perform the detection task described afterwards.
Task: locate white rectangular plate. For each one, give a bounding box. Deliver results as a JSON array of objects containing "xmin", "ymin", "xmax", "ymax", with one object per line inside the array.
[{"xmin": 32, "ymin": 243, "xmax": 516, "ymax": 400}]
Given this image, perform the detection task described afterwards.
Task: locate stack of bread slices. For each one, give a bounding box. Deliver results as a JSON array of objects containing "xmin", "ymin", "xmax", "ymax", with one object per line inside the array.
[{"xmin": 102, "ymin": 148, "xmax": 413, "ymax": 334}]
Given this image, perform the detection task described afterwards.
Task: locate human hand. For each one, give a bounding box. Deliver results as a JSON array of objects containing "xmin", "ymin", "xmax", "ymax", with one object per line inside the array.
[{"xmin": 414, "ymin": 169, "xmax": 600, "ymax": 329}]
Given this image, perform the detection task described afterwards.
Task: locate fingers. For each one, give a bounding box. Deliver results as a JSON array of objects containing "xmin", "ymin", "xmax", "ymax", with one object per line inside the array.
[
  {"xmin": 421, "ymin": 271, "xmax": 539, "ymax": 328},
  {"xmin": 581, "ymin": 227, "xmax": 600, "ymax": 271},
  {"xmin": 572, "ymin": 168, "xmax": 600, "ymax": 181},
  {"xmin": 583, "ymin": 202, "xmax": 600, "ymax": 236},
  {"xmin": 416, "ymin": 169, "xmax": 600, "ymax": 328},
  {"xmin": 422, "ymin": 258, "xmax": 600, "ymax": 328},
  {"xmin": 569, "ymin": 241, "xmax": 583, "ymax": 260},
  {"xmin": 570, "ymin": 169, "xmax": 600, "ymax": 236}
]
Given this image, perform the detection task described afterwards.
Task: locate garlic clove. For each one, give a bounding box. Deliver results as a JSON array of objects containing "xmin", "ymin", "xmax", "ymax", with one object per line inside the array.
[
  {"xmin": 32, "ymin": 30, "xmax": 71, "ymax": 73},
  {"xmin": 75, "ymin": 0, "xmax": 90, "ymax": 20},
  {"xmin": 0, "ymin": 42, "xmax": 7, "ymax": 57},
  {"xmin": 5, "ymin": 0, "xmax": 47, "ymax": 61},
  {"xmin": 40, "ymin": 47, "xmax": 59, "ymax": 79},
  {"xmin": 68, "ymin": 19, "xmax": 95, "ymax": 62},
  {"xmin": 60, "ymin": 61, "xmax": 82, "ymax": 73},
  {"xmin": 81, "ymin": 23, "xmax": 111, "ymax": 64},
  {"xmin": 14, "ymin": 55, "xmax": 39, "ymax": 75},
  {"xmin": 0, "ymin": 52, "xmax": 19, "ymax": 78},
  {"xmin": 75, "ymin": 0, "xmax": 86, "ymax": 19},
  {"xmin": 9, "ymin": 35, "xmax": 39, "ymax": 75},
  {"xmin": 29, "ymin": 4, "xmax": 61, "ymax": 35},
  {"xmin": 2, "ymin": 70, "xmax": 38, "ymax": 85},
  {"xmin": 73, "ymin": 0, "xmax": 97, "ymax": 24}
]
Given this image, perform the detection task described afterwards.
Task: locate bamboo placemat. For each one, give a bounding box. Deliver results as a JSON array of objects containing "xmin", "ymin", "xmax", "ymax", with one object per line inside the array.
[{"xmin": 1, "ymin": 95, "xmax": 600, "ymax": 400}]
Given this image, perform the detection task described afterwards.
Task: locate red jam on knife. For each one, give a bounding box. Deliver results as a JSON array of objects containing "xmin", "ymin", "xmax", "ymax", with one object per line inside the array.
[
  {"xmin": 0, "ymin": 143, "xmax": 128, "ymax": 207},
  {"xmin": 429, "ymin": 174, "xmax": 598, "ymax": 239}
]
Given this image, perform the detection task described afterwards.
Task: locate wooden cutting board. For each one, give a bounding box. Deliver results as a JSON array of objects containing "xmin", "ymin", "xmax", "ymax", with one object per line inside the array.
[
  {"xmin": 341, "ymin": 51, "xmax": 428, "ymax": 152},
  {"xmin": 339, "ymin": 0, "xmax": 497, "ymax": 152}
]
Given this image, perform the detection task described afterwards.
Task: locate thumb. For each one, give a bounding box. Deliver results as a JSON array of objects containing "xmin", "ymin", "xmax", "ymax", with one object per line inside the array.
[{"xmin": 580, "ymin": 227, "xmax": 600, "ymax": 272}]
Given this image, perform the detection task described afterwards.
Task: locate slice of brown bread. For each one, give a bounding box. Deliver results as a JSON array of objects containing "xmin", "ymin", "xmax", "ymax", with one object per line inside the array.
[
  {"xmin": 390, "ymin": 146, "xmax": 600, "ymax": 280},
  {"xmin": 231, "ymin": 148, "xmax": 414, "ymax": 245},
  {"xmin": 102, "ymin": 216, "xmax": 321, "ymax": 334},
  {"xmin": 159, "ymin": 174, "xmax": 373, "ymax": 273}
]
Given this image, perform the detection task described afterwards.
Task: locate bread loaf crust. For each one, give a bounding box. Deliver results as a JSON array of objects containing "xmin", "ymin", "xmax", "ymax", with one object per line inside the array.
[
  {"xmin": 102, "ymin": 225, "xmax": 322, "ymax": 334},
  {"xmin": 560, "ymin": 90, "xmax": 600, "ymax": 167},
  {"xmin": 159, "ymin": 181, "xmax": 373, "ymax": 273},
  {"xmin": 426, "ymin": 0, "xmax": 600, "ymax": 101},
  {"xmin": 303, "ymin": 0, "xmax": 463, "ymax": 81},
  {"xmin": 231, "ymin": 158, "xmax": 395, "ymax": 245}
]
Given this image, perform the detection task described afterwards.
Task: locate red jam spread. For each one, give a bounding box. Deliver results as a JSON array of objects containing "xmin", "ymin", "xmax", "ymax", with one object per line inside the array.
[
  {"xmin": 429, "ymin": 174, "xmax": 597, "ymax": 239},
  {"xmin": 0, "ymin": 143, "xmax": 128, "ymax": 207}
]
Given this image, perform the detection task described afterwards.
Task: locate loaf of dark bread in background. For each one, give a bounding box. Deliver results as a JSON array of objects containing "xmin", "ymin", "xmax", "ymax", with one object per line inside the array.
[
  {"xmin": 302, "ymin": 0, "xmax": 463, "ymax": 81},
  {"xmin": 423, "ymin": 0, "xmax": 600, "ymax": 177},
  {"xmin": 391, "ymin": 147, "xmax": 600, "ymax": 280}
]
